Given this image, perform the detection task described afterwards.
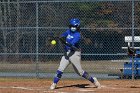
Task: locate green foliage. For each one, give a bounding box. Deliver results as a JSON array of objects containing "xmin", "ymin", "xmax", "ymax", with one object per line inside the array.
[
  {"xmin": 78, "ymin": 3, "xmax": 102, "ymax": 11},
  {"xmin": 95, "ymin": 20, "xmax": 113, "ymax": 27}
]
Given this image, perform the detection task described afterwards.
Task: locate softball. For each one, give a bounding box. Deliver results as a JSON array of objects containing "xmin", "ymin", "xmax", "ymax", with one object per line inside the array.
[{"xmin": 51, "ymin": 40, "xmax": 56, "ymax": 45}]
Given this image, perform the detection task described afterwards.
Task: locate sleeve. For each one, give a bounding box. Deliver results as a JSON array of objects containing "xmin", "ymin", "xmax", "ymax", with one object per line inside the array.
[
  {"xmin": 59, "ymin": 30, "xmax": 68, "ymax": 45},
  {"xmin": 60, "ymin": 30, "xmax": 69, "ymax": 37}
]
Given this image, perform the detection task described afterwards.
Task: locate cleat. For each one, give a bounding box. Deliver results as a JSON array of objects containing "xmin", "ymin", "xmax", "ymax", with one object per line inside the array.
[
  {"xmin": 50, "ymin": 83, "xmax": 57, "ymax": 90},
  {"xmin": 93, "ymin": 77, "xmax": 101, "ymax": 88}
]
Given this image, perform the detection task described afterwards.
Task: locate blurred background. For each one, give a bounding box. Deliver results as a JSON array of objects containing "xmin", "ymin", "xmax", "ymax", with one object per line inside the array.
[{"xmin": 0, "ymin": 0, "xmax": 140, "ymax": 79}]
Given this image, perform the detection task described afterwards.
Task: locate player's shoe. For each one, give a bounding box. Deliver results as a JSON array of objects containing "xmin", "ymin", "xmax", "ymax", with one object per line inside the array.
[
  {"xmin": 93, "ymin": 77, "xmax": 101, "ymax": 88},
  {"xmin": 50, "ymin": 83, "xmax": 57, "ymax": 90}
]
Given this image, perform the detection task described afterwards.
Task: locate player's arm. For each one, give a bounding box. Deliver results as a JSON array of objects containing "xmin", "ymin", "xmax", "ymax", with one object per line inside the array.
[
  {"xmin": 59, "ymin": 30, "xmax": 69, "ymax": 45},
  {"xmin": 59, "ymin": 34, "xmax": 79, "ymax": 51},
  {"xmin": 59, "ymin": 37, "xmax": 78, "ymax": 51}
]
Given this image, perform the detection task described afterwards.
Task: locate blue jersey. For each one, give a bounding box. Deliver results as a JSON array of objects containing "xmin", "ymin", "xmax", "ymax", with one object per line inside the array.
[{"xmin": 61, "ymin": 29, "xmax": 81, "ymax": 51}]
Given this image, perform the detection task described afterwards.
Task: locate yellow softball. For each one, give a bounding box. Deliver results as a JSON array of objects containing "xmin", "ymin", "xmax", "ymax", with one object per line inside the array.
[{"xmin": 51, "ymin": 40, "xmax": 56, "ymax": 45}]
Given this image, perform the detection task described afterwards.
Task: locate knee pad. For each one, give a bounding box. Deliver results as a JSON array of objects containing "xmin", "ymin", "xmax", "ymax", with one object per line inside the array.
[{"xmin": 55, "ymin": 70, "xmax": 63, "ymax": 79}]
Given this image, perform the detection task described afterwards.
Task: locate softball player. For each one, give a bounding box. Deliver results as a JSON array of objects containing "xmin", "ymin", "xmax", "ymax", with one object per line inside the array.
[{"xmin": 50, "ymin": 18, "xmax": 101, "ymax": 90}]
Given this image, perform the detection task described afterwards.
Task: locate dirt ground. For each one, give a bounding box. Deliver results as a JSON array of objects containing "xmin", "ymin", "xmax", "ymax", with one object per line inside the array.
[{"xmin": 0, "ymin": 78, "xmax": 140, "ymax": 93}]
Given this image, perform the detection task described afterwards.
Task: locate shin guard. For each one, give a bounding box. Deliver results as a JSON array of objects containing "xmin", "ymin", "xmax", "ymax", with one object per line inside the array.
[
  {"xmin": 82, "ymin": 71, "xmax": 94, "ymax": 83},
  {"xmin": 53, "ymin": 70, "xmax": 63, "ymax": 84}
]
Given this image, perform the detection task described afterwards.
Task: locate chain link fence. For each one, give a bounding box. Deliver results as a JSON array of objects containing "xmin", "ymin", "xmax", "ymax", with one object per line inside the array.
[{"xmin": 0, "ymin": 0, "xmax": 140, "ymax": 79}]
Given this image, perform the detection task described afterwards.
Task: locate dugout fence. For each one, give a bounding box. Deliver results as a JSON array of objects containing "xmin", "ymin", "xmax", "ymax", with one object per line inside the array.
[{"xmin": 0, "ymin": 0, "xmax": 140, "ymax": 79}]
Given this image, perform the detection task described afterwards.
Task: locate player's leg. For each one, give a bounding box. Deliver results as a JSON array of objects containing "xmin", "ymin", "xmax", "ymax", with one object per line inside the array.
[
  {"xmin": 50, "ymin": 56, "xmax": 70, "ymax": 90},
  {"xmin": 72, "ymin": 63, "xmax": 100, "ymax": 88},
  {"xmin": 70, "ymin": 51, "xmax": 101, "ymax": 88},
  {"xmin": 82, "ymin": 71, "xmax": 101, "ymax": 88}
]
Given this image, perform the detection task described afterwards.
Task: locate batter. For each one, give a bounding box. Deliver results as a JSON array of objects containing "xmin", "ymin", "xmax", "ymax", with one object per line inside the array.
[{"xmin": 50, "ymin": 18, "xmax": 101, "ymax": 90}]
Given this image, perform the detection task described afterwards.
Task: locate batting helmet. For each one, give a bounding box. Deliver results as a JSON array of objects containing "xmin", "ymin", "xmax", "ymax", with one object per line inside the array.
[{"xmin": 70, "ymin": 18, "xmax": 80, "ymax": 27}]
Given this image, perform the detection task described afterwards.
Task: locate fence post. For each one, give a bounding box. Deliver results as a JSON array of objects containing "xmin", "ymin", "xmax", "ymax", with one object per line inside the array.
[
  {"xmin": 131, "ymin": 0, "xmax": 135, "ymax": 81},
  {"xmin": 36, "ymin": 2, "xmax": 39, "ymax": 78}
]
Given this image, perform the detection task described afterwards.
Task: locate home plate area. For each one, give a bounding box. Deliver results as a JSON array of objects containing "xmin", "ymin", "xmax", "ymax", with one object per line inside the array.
[{"xmin": 0, "ymin": 79, "xmax": 140, "ymax": 93}]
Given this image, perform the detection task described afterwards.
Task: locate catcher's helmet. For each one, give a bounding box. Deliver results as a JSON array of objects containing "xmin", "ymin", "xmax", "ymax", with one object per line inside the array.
[{"xmin": 70, "ymin": 18, "xmax": 80, "ymax": 27}]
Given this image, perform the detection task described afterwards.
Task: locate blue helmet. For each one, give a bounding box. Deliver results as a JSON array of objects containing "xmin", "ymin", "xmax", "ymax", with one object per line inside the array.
[{"xmin": 70, "ymin": 18, "xmax": 80, "ymax": 27}]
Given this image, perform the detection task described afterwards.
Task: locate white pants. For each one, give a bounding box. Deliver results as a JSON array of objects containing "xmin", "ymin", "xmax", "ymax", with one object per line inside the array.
[{"xmin": 58, "ymin": 51, "xmax": 84, "ymax": 76}]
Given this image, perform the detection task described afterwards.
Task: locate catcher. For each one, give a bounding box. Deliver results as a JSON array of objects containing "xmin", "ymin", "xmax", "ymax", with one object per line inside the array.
[
  {"xmin": 50, "ymin": 18, "xmax": 101, "ymax": 90},
  {"xmin": 127, "ymin": 46, "xmax": 140, "ymax": 57}
]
